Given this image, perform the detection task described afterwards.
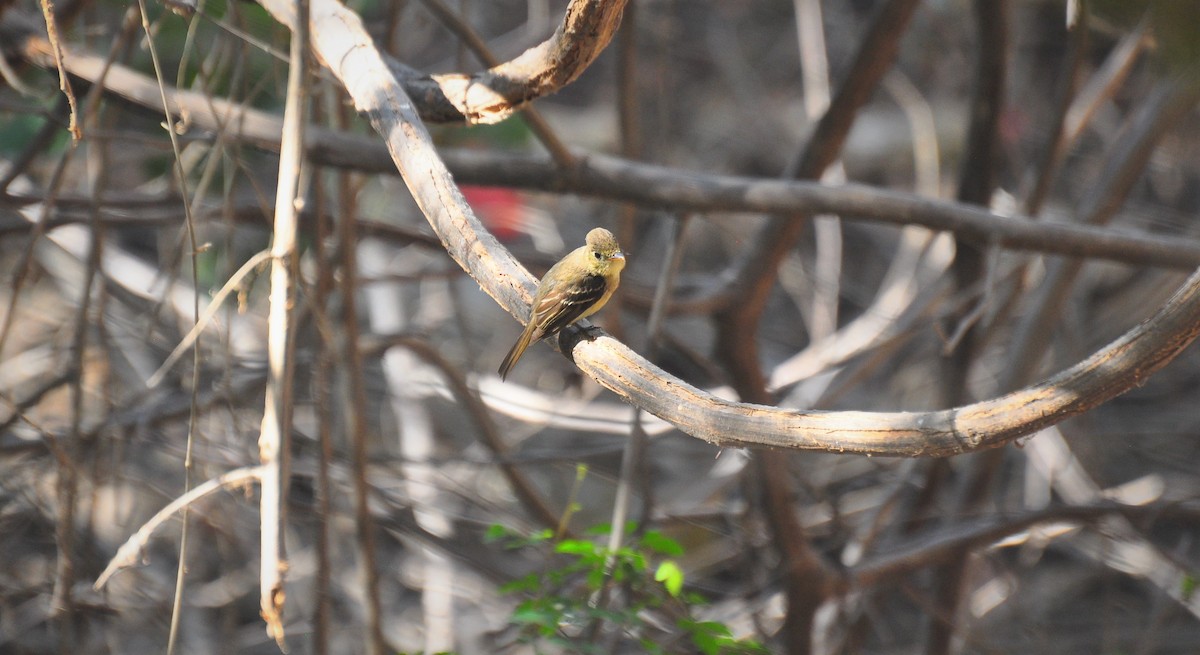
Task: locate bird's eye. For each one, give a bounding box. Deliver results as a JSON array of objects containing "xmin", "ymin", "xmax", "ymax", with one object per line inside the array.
[{"xmin": 594, "ymin": 251, "xmax": 602, "ymax": 259}]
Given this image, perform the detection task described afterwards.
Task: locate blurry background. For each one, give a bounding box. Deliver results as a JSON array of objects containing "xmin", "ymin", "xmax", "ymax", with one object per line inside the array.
[{"xmin": 2, "ymin": 0, "xmax": 1200, "ymax": 653}]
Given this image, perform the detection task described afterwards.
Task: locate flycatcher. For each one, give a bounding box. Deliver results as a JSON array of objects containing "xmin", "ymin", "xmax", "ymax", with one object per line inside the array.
[{"xmin": 498, "ymin": 227, "xmax": 626, "ymax": 379}]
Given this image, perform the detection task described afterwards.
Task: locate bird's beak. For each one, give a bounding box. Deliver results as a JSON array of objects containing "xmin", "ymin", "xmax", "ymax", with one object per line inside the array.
[{"xmin": 612, "ymin": 251, "xmax": 625, "ymax": 260}]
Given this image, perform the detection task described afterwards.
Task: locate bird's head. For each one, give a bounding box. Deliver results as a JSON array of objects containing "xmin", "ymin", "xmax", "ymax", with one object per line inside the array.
[{"xmin": 585, "ymin": 227, "xmax": 625, "ymax": 274}]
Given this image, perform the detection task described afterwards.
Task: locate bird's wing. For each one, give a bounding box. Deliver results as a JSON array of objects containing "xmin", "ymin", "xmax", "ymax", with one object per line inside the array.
[{"xmin": 533, "ymin": 273, "xmax": 609, "ymax": 338}]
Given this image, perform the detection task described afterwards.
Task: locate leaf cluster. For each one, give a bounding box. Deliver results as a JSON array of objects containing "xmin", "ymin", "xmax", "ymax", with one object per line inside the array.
[{"xmin": 485, "ymin": 522, "xmax": 769, "ymax": 654}]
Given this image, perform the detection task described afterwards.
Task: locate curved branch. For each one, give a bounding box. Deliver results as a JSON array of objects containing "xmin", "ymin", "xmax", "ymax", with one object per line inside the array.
[
  {"xmin": 95, "ymin": 466, "xmax": 264, "ymax": 589},
  {"xmin": 265, "ymin": 0, "xmax": 627, "ymax": 124},
  {"xmin": 263, "ymin": 0, "xmax": 1200, "ymax": 458},
  {"xmin": 568, "ymin": 270, "xmax": 1200, "ymax": 456},
  {"xmin": 413, "ymin": 0, "xmax": 574, "ymax": 164}
]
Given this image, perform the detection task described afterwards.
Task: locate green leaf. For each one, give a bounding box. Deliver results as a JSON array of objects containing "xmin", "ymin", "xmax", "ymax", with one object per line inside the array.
[
  {"xmin": 655, "ymin": 560, "xmax": 684, "ymax": 597},
  {"xmin": 640, "ymin": 637, "xmax": 666, "ymax": 655},
  {"xmin": 1183, "ymin": 574, "xmax": 1198, "ymax": 601},
  {"xmin": 681, "ymin": 619, "xmax": 771, "ymax": 655},
  {"xmin": 681, "ymin": 620, "xmax": 734, "ymax": 655},
  {"xmin": 555, "ymin": 539, "xmax": 597, "ymax": 555},
  {"xmin": 587, "ymin": 566, "xmax": 606, "ymax": 590},
  {"xmin": 483, "ymin": 524, "xmax": 510, "ymax": 543},
  {"xmin": 640, "ymin": 530, "xmax": 684, "ymax": 557},
  {"xmin": 620, "ymin": 550, "xmax": 647, "ymax": 572},
  {"xmin": 683, "ymin": 591, "xmax": 710, "ymax": 606},
  {"xmin": 499, "ymin": 573, "xmax": 541, "ymax": 594},
  {"xmin": 510, "ymin": 604, "xmax": 559, "ymax": 629}
]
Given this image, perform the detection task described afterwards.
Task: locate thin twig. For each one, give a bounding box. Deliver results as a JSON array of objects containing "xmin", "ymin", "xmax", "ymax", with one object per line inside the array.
[
  {"xmin": 93, "ymin": 466, "xmax": 264, "ymax": 590},
  {"xmin": 130, "ymin": 2, "xmax": 205, "ymax": 652},
  {"xmin": 37, "ymin": 0, "xmax": 80, "ymax": 138},
  {"xmin": 145, "ymin": 250, "xmax": 271, "ymax": 388}
]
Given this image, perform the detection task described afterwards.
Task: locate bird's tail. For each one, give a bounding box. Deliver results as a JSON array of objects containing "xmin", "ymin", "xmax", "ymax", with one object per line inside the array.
[{"xmin": 498, "ymin": 324, "xmax": 537, "ymax": 380}]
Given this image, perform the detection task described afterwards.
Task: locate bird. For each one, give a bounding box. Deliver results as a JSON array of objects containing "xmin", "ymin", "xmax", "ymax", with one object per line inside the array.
[{"xmin": 498, "ymin": 227, "xmax": 626, "ymax": 379}]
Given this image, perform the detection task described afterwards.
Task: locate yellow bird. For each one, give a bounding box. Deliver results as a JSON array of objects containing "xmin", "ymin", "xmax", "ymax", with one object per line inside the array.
[{"xmin": 498, "ymin": 228, "xmax": 626, "ymax": 379}]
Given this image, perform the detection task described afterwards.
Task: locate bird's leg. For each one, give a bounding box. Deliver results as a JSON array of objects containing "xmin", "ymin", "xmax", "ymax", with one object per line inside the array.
[
  {"xmin": 557, "ymin": 321, "xmax": 606, "ymax": 363},
  {"xmin": 576, "ymin": 320, "xmax": 606, "ymax": 341}
]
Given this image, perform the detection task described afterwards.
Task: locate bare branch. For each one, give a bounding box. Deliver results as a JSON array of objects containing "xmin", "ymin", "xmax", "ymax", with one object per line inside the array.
[
  {"xmin": 257, "ymin": 0, "xmax": 309, "ymax": 642},
  {"xmin": 263, "ymin": 0, "xmax": 628, "ymax": 124},
  {"xmin": 29, "ymin": 48, "xmax": 1200, "ymax": 270},
  {"xmin": 243, "ymin": 0, "xmax": 1200, "ymax": 459},
  {"xmin": 94, "ymin": 466, "xmax": 264, "ymax": 590}
]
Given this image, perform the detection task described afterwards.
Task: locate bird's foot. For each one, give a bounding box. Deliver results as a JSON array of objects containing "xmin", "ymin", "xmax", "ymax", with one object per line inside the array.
[{"xmin": 578, "ymin": 322, "xmax": 605, "ymax": 341}]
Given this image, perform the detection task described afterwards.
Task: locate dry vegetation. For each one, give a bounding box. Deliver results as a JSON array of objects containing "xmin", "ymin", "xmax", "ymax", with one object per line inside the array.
[{"xmin": 2, "ymin": 0, "xmax": 1200, "ymax": 653}]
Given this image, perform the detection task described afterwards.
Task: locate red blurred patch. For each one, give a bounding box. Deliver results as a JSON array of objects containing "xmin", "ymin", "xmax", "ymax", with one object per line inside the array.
[{"xmin": 462, "ymin": 186, "xmax": 527, "ymax": 242}]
